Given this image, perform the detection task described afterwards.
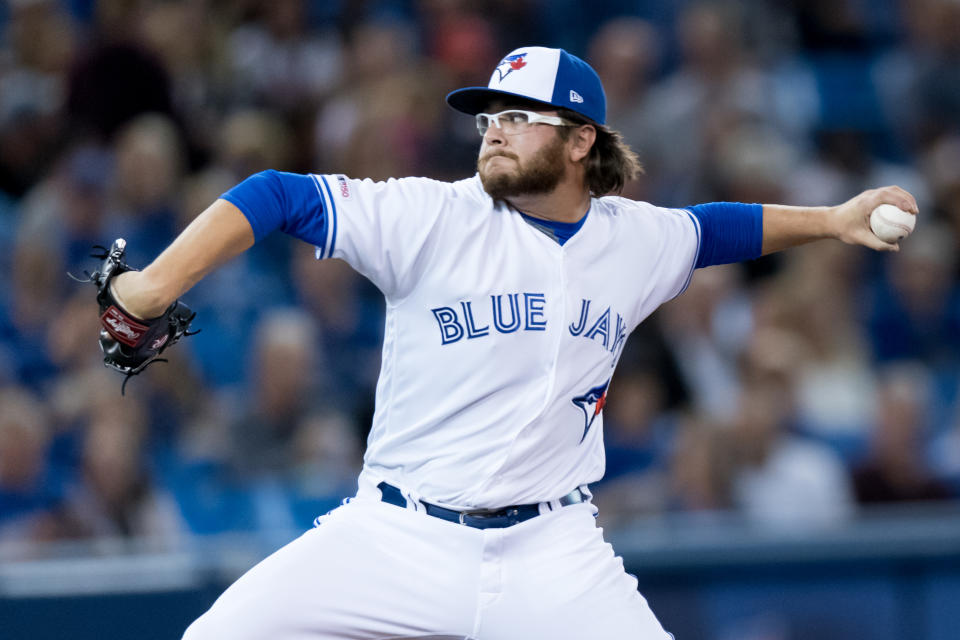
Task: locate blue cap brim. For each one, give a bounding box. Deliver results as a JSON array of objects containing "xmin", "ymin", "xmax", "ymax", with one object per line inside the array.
[{"xmin": 446, "ymin": 87, "xmax": 561, "ymax": 116}]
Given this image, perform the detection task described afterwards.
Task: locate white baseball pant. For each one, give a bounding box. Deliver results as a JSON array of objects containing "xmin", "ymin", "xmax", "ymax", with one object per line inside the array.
[{"xmin": 182, "ymin": 480, "xmax": 672, "ymax": 639}]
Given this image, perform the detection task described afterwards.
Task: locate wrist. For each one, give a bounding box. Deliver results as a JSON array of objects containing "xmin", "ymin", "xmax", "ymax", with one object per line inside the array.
[
  {"xmin": 812, "ymin": 206, "xmax": 838, "ymax": 240},
  {"xmin": 111, "ymin": 271, "xmax": 170, "ymax": 320}
]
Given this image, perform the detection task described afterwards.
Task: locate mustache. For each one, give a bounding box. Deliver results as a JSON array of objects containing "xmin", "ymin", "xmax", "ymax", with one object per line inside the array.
[{"xmin": 480, "ymin": 151, "xmax": 519, "ymax": 165}]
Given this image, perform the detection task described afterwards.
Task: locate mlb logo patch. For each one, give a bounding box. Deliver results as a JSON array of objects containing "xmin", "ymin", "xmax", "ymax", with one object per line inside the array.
[{"xmin": 336, "ymin": 175, "xmax": 351, "ymax": 199}]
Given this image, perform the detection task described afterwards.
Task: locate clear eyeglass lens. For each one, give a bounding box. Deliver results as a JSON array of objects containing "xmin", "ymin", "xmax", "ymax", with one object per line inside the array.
[
  {"xmin": 476, "ymin": 114, "xmax": 491, "ymax": 136},
  {"xmin": 501, "ymin": 112, "xmax": 530, "ymax": 131},
  {"xmin": 476, "ymin": 111, "xmax": 533, "ymax": 136}
]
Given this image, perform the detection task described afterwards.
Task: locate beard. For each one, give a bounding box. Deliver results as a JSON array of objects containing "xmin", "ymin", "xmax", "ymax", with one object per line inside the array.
[{"xmin": 478, "ymin": 135, "xmax": 567, "ymax": 201}]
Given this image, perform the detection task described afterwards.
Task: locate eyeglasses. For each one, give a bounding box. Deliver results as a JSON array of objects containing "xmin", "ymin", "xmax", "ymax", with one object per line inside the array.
[{"xmin": 475, "ymin": 109, "xmax": 576, "ymax": 137}]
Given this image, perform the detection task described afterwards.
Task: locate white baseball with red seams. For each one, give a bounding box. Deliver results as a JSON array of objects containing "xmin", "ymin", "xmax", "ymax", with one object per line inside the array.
[{"xmin": 870, "ymin": 203, "xmax": 916, "ymax": 243}]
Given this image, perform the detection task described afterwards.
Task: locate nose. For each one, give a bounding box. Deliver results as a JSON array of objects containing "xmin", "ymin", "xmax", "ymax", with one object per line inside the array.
[{"xmin": 483, "ymin": 121, "xmax": 506, "ymax": 146}]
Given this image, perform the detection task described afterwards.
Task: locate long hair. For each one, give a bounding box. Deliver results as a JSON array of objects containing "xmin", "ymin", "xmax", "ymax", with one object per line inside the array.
[{"xmin": 557, "ymin": 108, "xmax": 644, "ymax": 196}]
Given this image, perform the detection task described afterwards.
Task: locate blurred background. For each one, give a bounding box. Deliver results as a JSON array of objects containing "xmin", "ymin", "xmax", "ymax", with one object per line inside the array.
[{"xmin": 1, "ymin": 0, "xmax": 960, "ymax": 638}]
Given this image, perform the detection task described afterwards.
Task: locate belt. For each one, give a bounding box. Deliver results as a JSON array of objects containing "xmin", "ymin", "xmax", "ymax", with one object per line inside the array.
[{"xmin": 377, "ymin": 481, "xmax": 587, "ymax": 529}]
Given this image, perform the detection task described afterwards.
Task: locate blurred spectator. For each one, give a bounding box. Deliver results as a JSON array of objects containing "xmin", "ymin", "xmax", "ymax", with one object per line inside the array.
[
  {"xmin": 667, "ymin": 415, "xmax": 735, "ymax": 515},
  {"xmin": 708, "ymin": 121, "xmax": 797, "ymax": 205},
  {"xmin": 660, "ymin": 264, "xmax": 753, "ymax": 421},
  {"xmin": 760, "ymin": 244, "xmax": 877, "ymax": 457},
  {"xmin": 922, "ymin": 135, "xmax": 960, "ymax": 255},
  {"xmin": 46, "ymin": 292, "xmax": 102, "ymax": 374},
  {"xmin": 729, "ymin": 328, "xmax": 855, "ymax": 529},
  {"xmin": 865, "ymin": 223, "xmax": 960, "ymax": 366},
  {"xmin": 0, "ymin": 0, "xmax": 74, "ymax": 198},
  {"xmin": 105, "ymin": 113, "xmax": 185, "ymax": 263},
  {"xmin": 229, "ymin": 308, "xmax": 326, "ymax": 477},
  {"xmin": 180, "ymin": 109, "xmax": 297, "ymax": 386},
  {"xmin": 66, "ymin": 39, "xmax": 174, "ymax": 142},
  {"xmin": 587, "ymin": 17, "xmax": 661, "ymax": 199},
  {"xmin": 15, "ymin": 143, "xmax": 113, "ymax": 272},
  {"xmin": 589, "ymin": 17, "xmax": 661, "ymax": 124},
  {"xmin": 291, "ymin": 246, "xmax": 383, "ymax": 414},
  {"xmin": 36, "ymin": 399, "xmax": 186, "ymax": 549},
  {"xmin": 218, "ymin": 109, "xmax": 295, "ymax": 178},
  {"xmin": 228, "ymin": 0, "xmax": 343, "ymax": 112},
  {"xmin": 875, "ymin": 0, "xmax": 960, "ymax": 148},
  {"xmin": 786, "ymin": 128, "xmax": 928, "ymax": 209},
  {"xmin": 0, "ymin": 386, "xmax": 57, "ymax": 531},
  {"xmin": 284, "ymin": 410, "xmax": 363, "ymax": 526},
  {"xmin": 852, "ymin": 364, "xmax": 953, "ymax": 504},
  {"xmin": 4, "ymin": 227, "xmax": 63, "ymax": 388},
  {"xmin": 640, "ymin": 2, "xmax": 786, "ymax": 202},
  {"xmin": 137, "ymin": 1, "xmax": 230, "ymax": 160},
  {"xmin": 422, "ymin": 2, "xmax": 497, "ymax": 84},
  {"xmin": 314, "ymin": 20, "xmax": 449, "ymax": 179},
  {"xmin": 592, "ymin": 368, "xmax": 677, "ymax": 521},
  {"xmin": 291, "ymin": 411, "xmax": 362, "ymax": 493}
]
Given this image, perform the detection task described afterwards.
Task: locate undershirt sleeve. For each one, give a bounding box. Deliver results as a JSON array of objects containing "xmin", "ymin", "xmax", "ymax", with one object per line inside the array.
[
  {"xmin": 685, "ymin": 202, "xmax": 763, "ymax": 268},
  {"xmin": 220, "ymin": 170, "xmax": 327, "ymax": 246}
]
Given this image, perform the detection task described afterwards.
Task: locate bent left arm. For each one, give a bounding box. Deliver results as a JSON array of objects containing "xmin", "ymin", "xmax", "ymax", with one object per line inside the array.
[{"xmin": 761, "ymin": 185, "xmax": 919, "ymax": 255}]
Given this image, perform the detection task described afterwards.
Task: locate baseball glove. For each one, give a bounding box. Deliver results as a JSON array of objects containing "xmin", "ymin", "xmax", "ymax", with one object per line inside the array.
[{"xmin": 80, "ymin": 238, "xmax": 197, "ymax": 394}]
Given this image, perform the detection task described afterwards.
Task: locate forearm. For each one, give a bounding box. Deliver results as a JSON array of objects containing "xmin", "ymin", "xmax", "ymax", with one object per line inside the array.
[
  {"xmin": 112, "ymin": 199, "xmax": 255, "ymax": 318},
  {"xmin": 760, "ymin": 186, "xmax": 918, "ymax": 256},
  {"xmin": 760, "ymin": 204, "xmax": 833, "ymax": 255}
]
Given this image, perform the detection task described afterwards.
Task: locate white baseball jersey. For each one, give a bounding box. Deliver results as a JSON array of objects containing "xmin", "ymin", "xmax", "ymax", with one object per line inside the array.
[{"xmin": 309, "ymin": 173, "xmax": 700, "ymax": 509}]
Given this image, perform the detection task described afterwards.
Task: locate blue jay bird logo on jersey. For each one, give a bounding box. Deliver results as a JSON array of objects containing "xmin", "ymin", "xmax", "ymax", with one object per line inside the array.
[
  {"xmin": 495, "ymin": 53, "xmax": 528, "ymax": 81},
  {"xmin": 572, "ymin": 379, "xmax": 610, "ymax": 444}
]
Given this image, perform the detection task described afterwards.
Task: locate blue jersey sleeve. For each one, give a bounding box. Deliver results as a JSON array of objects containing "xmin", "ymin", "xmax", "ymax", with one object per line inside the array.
[
  {"xmin": 685, "ymin": 202, "xmax": 763, "ymax": 268},
  {"xmin": 220, "ymin": 170, "xmax": 328, "ymax": 246}
]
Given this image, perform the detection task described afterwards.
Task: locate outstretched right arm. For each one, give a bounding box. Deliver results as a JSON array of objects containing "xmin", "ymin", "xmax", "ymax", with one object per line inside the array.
[
  {"xmin": 111, "ymin": 199, "xmax": 255, "ymax": 319},
  {"xmin": 111, "ymin": 170, "xmax": 329, "ymax": 318}
]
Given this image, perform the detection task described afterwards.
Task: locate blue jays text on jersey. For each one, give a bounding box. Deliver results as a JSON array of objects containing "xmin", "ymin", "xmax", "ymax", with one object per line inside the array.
[{"xmin": 430, "ymin": 295, "xmax": 628, "ymax": 365}]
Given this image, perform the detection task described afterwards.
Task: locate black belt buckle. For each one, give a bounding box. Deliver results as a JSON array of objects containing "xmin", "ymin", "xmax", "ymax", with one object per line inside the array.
[{"xmin": 458, "ymin": 507, "xmax": 514, "ymax": 526}]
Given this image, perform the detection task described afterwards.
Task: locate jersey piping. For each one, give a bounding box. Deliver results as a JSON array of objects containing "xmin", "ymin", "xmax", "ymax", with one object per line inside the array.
[
  {"xmin": 318, "ymin": 175, "xmax": 339, "ymax": 258},
  {"xmin": 677, "ymin": 209, "xmax": 702, "ymax": 297},
  {"xmin": 310, "ymin": 175, "xmax": 330, "ymax": 258}
]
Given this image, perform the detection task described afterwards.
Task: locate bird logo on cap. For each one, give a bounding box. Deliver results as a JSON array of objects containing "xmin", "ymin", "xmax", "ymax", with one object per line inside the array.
[{"xmin": 495, "ymin": 53, "xmax": 527, "ymax": 81}]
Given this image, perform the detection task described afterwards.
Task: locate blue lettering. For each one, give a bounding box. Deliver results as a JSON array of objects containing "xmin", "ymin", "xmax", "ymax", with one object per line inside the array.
[
  {"xmin": 610, "ymin": 313, "xmax": 627, "ymax": 361},
  {"xmin": 585, "ymin": 307, "xmax": 610, "ymax": 348},
  {"xmin": 491, "ymin": 293, "xmax": 521, "ymax": 333},
  {"xmin": 460, "ymin": 301, "xmax": 490, "ymax": 339},
  {"xmin": 524, "ymin": 293, "xmax": 547, "ymax": 331},
  {"xmin": 568, "ymin": 299, "xmax": 591, "ymax": 336},
  {"xmin": 431, "ymin": 307, "xmax": 464, "ymax": 344}
]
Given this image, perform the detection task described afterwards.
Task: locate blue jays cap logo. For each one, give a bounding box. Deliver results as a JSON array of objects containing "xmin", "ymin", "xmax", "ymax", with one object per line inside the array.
[
  {"xmin": 495, "ymin": 53, "xmax": 528, "ymax": 81},
  {"xmin": 572, "ymin": 379, "xmax": 609, "ymax": 444}
]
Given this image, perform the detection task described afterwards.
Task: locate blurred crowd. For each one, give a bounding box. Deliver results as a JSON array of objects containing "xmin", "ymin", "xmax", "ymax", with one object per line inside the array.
[{"xmin": 2, "ymin": 0, "xmax": 960, "ymax": 554}]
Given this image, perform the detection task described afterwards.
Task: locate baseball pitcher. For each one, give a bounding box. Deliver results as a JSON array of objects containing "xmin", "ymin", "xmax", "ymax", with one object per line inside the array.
[{"xmin": 93, "ymin": 47, "xmax": 917, "ymax": 639}]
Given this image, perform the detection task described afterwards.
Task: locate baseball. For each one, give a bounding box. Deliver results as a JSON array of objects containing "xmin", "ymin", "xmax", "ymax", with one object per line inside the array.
[{"xmin": 869, "ymin": 204, "xmax": 916, "ymax": 243}]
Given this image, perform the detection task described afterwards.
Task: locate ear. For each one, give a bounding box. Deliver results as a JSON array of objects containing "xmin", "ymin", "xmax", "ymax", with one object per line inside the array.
[{"xmin": 567, "ymin": 125, "xmax": 596, "ymax": 163}]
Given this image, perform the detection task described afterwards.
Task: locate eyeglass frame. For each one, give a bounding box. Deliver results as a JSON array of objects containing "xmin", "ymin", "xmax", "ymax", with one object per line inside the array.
[{"xmin": 475, "ymin": 109, "xmax": 578, "ymax": 137}]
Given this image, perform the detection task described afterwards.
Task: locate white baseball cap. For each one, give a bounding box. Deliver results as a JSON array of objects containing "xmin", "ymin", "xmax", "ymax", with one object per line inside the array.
[{"xmin": 446, "ymin": 46, "xmax": 607, "ymax": 125}]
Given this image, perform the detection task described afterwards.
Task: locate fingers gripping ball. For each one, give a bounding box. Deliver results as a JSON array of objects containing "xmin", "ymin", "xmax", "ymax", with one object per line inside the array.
[
  {"xmin": 85, "ymin": 239, "xmax": 197, "ymax": 393},
  {"xmin": 870, "ymin": 204, "xmax": 916, "ymax": 244}
]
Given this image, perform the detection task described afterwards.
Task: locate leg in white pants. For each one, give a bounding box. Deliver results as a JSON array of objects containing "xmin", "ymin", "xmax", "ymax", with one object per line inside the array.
[{"xmin": 182, "ymin": 498, "xmax": 671, "ymax": 639}]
